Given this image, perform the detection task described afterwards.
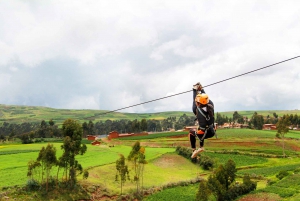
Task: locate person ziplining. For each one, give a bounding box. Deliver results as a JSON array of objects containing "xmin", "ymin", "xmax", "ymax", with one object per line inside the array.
[
  {"xmin": 98, "ymin": 56, "xmax": 300, "ymax": 116},
  {"xmin": 189, "ymin": 82, "xmax": 216, "ymax": 158}
]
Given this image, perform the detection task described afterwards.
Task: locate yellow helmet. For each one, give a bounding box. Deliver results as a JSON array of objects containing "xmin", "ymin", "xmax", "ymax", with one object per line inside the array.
[{"xmin": 195, "ymin": 94, "xmax": 209, "ymax": 105}]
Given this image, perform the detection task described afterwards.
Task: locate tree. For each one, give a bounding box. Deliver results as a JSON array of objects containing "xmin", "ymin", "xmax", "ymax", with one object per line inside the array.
[
  {"xmin": 49, "ymin": 119, "xmax": 55, "ymax": 126},
  {"xmin": 292, "ymin": 114, "xmax": 298, "ymax": 127},
  {"xmin": 37, "ymin": 143, "xmax": 57, "ymax": 192},
  {"xmin": 251, "ymin": 112, "xmax": 264, "ymax": 130},
  {"xmin": 27, "ymin": 160, "xmax": 41, "ymax": 181},
  {"xmin": 59, "ymin": 119, "xmax": 87, "ymax": 187},
  {"xmin": 82, "ymin": 122, "xmax": 88, "ymax": 138},
  {"xmin": 38, "ymin": 120, "xmax": 48, "ymax": 138},
  {"xmin": 0, "ymin": 134, "xmax": 5, "ymax": 141},
  {"xmin": 215, "ymin": 113, "xmax": 228, "ymax": 126},
  {"xmin": 115, "ymin": 154, "xmax": 130, "ymax": 195},
  {"xmin": 140, "ymin": 119, "xmax": 147, "ymax": 131},
  {"xmin": 19, "ymin": 134, "xmax": 32, "ymax": 144},
  {"xmin": 224, "ymin": 159, "xmax": 237, "ymax": 189},
  {"xmin": 196, "ymin": 180, "xmax": 211, "ymax": 201},
  {"xmin": 207, "ymin": 159, "xmax": 236, "ymax": 201},
  {"xmin": 127, "ymin": 141, "xmax": 147, "ymax": 198},
  {"xmin": 276, "ymin": 115, "xmax": 290, "ymax": 157},
  {"xmin": 87, "ymin": 120, "xmax": 95, "ymax": 135},
  {"xmin": 200, "ymin": 159, "xmax": 256, "ymax": 201},
  {"xmin": 207, "ymin": 171, "xmax": 226, "ymax": 201},
  {"xmin": 233, "ymin": 111, "xmax": 238, "ymax": 120}
]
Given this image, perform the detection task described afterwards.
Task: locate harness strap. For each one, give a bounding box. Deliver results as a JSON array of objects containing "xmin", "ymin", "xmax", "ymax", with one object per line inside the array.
[
  {"xmin": 201, "ymin": 129, "xmax": 208, "ymax": 141},
  {"xmin": 197, "ymin": 107, "xmax": 210, "ymax": 121}
]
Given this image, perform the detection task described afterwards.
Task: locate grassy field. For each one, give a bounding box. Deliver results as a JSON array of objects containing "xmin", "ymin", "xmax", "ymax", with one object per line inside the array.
[
  {"xmin": 1, "ymin": 104, "xmax": 299, "ymax": 126},
  {"xmin": 0, "ymin": 104, "xmax": 193, "ymax": 126},
  {"xmin": 1, "ymin": 128, "xmax": 300, "ymax": 200}
]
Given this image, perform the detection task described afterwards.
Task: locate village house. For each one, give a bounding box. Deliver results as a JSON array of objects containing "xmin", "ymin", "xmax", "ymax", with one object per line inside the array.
[
  {"xmin": 263, "ymin": 124, "xmax": 277, "ymax": 130},
  {"xmin": 107, "ymin": 131, "xmax": 148, "ymax": 140},
  {"xmin": 87, "ymin": 135, "xmax": 97, "ymax": 141},
  {"xmin": 91, "ymin": 140, "xmax": 101, "ymax": 146}
]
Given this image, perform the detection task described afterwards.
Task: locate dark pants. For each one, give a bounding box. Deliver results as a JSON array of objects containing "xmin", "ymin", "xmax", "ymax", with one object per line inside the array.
[
  {"xmin": 189, "ymin": 131, "xmax": 204, "ymax": 149},
  {"xmin": 189, "ymin": 129, "xmax": 215, "ymax": 149}
]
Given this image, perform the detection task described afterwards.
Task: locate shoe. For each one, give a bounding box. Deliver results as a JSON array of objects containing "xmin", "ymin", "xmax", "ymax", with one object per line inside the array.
[{"xmin": 191, "ymin": 147, "xmax": 204, "ymax": 158}]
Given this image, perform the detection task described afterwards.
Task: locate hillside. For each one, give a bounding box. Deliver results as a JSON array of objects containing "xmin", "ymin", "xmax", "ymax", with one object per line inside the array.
[{"xmin": 0, "ymin": 104, "xmax": 299, "ymax": 126}]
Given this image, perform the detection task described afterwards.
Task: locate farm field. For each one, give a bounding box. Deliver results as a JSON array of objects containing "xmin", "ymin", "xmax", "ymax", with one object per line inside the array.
[
  {"xmin": 1, "ymin": 104, "xmax": 299, "ymax": 125},
  {"xmin": 1, "ymin": 128, "xmax": 300, "ymax": 200}
]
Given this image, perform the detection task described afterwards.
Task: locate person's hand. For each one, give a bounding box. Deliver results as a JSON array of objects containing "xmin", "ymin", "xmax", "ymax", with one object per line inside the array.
[{"xmin": 193, "ymin": 82, "xmax": 202, "ymax": 91}]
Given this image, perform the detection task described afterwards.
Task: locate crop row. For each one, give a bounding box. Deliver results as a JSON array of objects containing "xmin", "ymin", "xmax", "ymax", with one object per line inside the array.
[
  {"xmin": 238, "ymin": 163, "xmax": 300, "ymax": 177},
  {"xmin": 258, "ymin": 174, "xmax": 300, "ymax": 198},
  {"xmin": 0, "ymin": 150, "xmax": 39, "ymax": 155},
  {"xmin": 118, "ymin": 132, "xmax": 187, "ymax": 140}
]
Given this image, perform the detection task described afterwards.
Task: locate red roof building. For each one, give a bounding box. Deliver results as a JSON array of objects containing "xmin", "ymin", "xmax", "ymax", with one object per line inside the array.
[
  {"xmin": 87, "ymin": 135, "xmax": 97, "ymax": 141},
  {"xmin": 91, "ymin": 140, "xmax": 101, "ymax": 146},
  {"xmin": 263, "ymin": 124, "xmax": 277, "ymax": 130}
]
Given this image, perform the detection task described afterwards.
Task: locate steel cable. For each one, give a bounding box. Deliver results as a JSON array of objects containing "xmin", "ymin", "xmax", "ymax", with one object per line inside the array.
[{"xmin": 100, "ymin": 56, "xmax": 300, "ymax": 115}]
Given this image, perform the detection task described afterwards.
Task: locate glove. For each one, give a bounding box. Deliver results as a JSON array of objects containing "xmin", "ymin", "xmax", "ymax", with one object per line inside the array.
[{"xmin": 193, "ymin": 82, "xmax": 202, "ymax": 91}]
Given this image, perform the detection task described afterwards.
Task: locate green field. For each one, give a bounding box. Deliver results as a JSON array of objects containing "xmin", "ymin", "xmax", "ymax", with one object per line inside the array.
[
  {"xmin": 1, "ymin": 128, "xmax": 300, "ymax": 200},
  {"xmin": 0, "ymin": 104, "xmax": 193, "ymax": 126},
  {"xmin": 1, "ymin": 104, "xmax": 299, "ymax": 126}
]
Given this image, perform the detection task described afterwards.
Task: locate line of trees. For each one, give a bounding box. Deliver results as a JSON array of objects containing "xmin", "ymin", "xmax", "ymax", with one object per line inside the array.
[
  {"xmin": 82, "ymin": 115, "xmax": 195, "ymax": 136},
  {"xmin": 27, "ymin": 119, "xmax": 88, "ymax": 191},
  {"xmin": 0, "ymin": 114, "xmax": 195, "ymax": 140},
  {"xmin": 0, "ymin": 120, "xmax": 62, "ymax": 143},
  {"xmin": 216, "ymin": 111, "xmax": 300, "ymax": 130},
  {"xmin": 1, "ymin": 112, "xmax": 299, "ymax": 141}
]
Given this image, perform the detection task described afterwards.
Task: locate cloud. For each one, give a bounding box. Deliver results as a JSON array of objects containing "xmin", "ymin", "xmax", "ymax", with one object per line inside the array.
[{"xmin": 0, "ymin": 0, "xmax": 300, "ymax": 114}]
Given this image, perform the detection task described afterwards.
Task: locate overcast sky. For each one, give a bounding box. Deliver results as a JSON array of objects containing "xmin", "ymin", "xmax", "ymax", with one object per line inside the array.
[{"xmin": 0, "ymin": 0, "xmax": 299, "ymax": 114}]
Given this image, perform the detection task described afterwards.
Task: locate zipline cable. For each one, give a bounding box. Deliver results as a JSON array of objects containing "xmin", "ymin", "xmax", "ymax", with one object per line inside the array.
[{"xmin": 100, "ymin": 55, "xmax": 300, "ymax": 115}]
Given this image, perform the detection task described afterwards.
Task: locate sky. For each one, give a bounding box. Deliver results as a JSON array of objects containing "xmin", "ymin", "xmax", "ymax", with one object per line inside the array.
[{"xmin": 0, "ymin": 0, "xmax": 300, "ymax": 114}]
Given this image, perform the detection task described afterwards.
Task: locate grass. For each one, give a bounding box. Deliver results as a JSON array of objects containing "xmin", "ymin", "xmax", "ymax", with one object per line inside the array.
[
  {"xmin": 203, "ymin": 152, "xmax": 268, "ymax": 167},
  {"xmin": 0, "ymin": 143, "xmax": 175, "ymax": 188},
  {"xmin": 238, "ymin": 163, "xmax": 300, "ymax": 177},
  {"xmin": 144, "ymin": 183, "xmax": 200, "ymax": 201},
  {"xmin": 1, "ymin": 103, "xmax": 299, "ymax": 126},
  {"xmin": 1, "ymin": 128, "xmax": 300, "ymax": 200},
  {"xmin": 117, "ymin": 132, "xmax": 187, "ymax": 140},
  {"xmin": 81, "ymin": 152, "xmax": 201, "ymax": 194},
  {"xmin": 0, "ymin": 104, "xmax": 194, "ymax": 126}
]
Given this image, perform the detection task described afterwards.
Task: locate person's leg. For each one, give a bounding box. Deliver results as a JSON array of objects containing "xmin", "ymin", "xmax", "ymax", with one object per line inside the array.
[
  {"xmin": 200, "ymin": 139, "xmax": 204, "ymax": 148},
  {"xmin": 189, "ymin": 131, "xmax": 196, "ymax": 151},
  {"xmin": 191, "ymin": 135, "xmax": 205, "ymax": 158}
]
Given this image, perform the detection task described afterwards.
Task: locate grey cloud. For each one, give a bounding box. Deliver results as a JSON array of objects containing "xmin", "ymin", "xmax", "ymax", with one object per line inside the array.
[{"xmin": 0, "ymin": 0, "xmax": 300, "ymax": 113}]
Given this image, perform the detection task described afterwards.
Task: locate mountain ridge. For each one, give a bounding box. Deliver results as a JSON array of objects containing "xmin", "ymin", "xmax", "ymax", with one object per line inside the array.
[{"xmin": 1, "ymin": 103, "xmax": 299, "ymax": 125}]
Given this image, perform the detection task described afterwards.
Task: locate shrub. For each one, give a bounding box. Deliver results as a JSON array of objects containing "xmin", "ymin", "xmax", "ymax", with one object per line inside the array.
[
  {"xmin": 294, "ymin": 168, "xmax": 300, "ymax": 174},
  {"xmin": 176, "ymin": 146, "xmax": 193, "ymax": 160},
  {"xmin": 83, "ymin": 170, "xmax": 89, "ymax": 179},
  {"xmin": 276, "ymin": 170, "xmax": 289, "ymax": 180},
  {"xmin": 199, "ymin": 155, "xmax": 214, "ymax": 170},
  {"xmin": 26, "ymin": 179, "xmax": 40, "ymax": 191}
]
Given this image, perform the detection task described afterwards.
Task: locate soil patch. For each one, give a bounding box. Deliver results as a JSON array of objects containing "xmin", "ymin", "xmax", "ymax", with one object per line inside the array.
[
  {"xmin": 152, "ymin": 153, "xmax": 187, "ymax": 168},
  {"xmin": 237, "ymin": 193, "xmax": 281, "ymax": 201},
  {"xmin": 213, "ymin": 141, "xmax": 270, "ymax": 147}
]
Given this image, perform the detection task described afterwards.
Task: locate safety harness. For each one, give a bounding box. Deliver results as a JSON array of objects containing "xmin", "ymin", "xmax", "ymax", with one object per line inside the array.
[{"xmin": 195, "ymin": 104, "xmax": 217, "ymax": 140}]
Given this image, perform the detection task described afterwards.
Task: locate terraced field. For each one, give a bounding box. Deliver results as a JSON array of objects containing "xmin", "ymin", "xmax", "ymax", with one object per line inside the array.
[{"xmin": 1, "ymin": 128, "xmax": 300, "ymax": 200}]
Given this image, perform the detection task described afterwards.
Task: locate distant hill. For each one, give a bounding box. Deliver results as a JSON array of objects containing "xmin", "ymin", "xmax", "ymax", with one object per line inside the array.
[{"xmin": 0, "ymin": 104, "xmax": 299, "ymax": 126}]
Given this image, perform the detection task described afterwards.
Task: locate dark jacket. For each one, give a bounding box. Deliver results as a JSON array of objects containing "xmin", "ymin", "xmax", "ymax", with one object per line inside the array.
[{"xmin": 196, "ymin": 100, "xmax": 214, "ymax": 131}]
